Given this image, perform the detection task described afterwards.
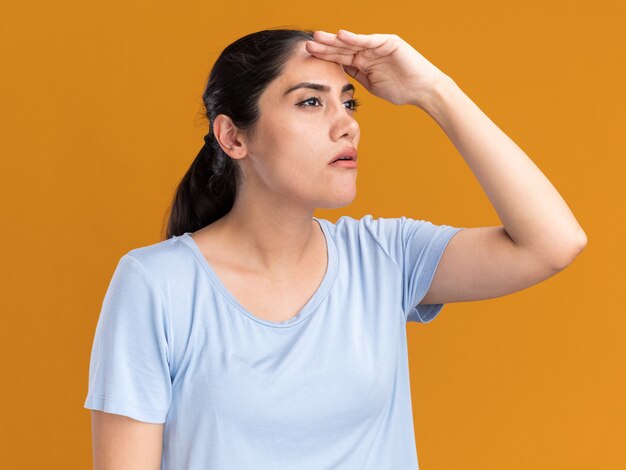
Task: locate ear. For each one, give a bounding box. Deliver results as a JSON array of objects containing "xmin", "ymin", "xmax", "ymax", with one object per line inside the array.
[{"xmin": 212, "ymin": 114, "xmax": 248, "ymax": 160}]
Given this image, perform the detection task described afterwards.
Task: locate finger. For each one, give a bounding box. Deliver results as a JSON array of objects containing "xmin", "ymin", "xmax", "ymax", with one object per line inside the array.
[
  {"xmin": 306, "ymin": 48, "xmax": 358, "ymax": 68},
  {"xmin": 342, "ymin": 64, "xmax": 360, "ymax": 78},
  {"xmin": 342, "ymin": 65, "xmax": 370, "ymax": 89},
  {"xmin": 311, "ymin": 30, "xmax": 393, "ymax": 61},
  {"xmin": 312, "ymin": 30, "xmax": 367, "ymax": 52},
  {"xmin": 336, "ymin": 29, "xmax": 388, "ymax": 49},
  {"xmin": 306, "ymin": 40, "xmax": 379, "ymax": 67},
  {"xmin": 306, "ymin": 43, "xmax": 370, "ymax": 73},
  {"xmin": 306, "ymin": 40, "xmax": 359, "ymax": 58}
]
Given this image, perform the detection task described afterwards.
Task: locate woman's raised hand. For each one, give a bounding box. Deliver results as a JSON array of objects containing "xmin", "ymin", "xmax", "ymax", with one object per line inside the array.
[{"xmin": 305, "ymin": 29, "xmax": 449, "ymax": 108}]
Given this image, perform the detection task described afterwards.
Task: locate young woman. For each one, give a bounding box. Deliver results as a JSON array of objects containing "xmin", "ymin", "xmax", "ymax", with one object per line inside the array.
[{"xmin": 84, "ymin": 28, "xmax": 587, "ymax": 469}]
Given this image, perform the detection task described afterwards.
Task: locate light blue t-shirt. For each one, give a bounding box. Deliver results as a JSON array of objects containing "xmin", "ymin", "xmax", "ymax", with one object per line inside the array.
[{"xmin": 84, "ymin": 214, "xmax": 464, "ymax": 469}]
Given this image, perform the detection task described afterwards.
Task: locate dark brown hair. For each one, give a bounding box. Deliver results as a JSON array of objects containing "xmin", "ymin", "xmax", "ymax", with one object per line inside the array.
[{"xmin": 163, "ymin": 28, "xmax": 315, "ymax": 239}]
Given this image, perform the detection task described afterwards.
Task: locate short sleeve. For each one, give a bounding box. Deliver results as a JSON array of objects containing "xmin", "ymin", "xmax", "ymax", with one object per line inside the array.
[
  {"xmin": 364, "ymin": 215, "xmax": 464, "ymax": 323},
  {"xmin": 84, "ymin": 254, "xmax": 172, "ymax": 423}
]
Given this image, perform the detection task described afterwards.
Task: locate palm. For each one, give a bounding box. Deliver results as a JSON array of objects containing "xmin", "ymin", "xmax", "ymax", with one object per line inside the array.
[{"xmin": 306, "ymin": 30, "xmax": 445, "ymax": 107}]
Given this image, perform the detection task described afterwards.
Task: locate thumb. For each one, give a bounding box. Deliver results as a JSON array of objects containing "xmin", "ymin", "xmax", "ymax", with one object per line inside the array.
[{"xmin": 342, "ymin": 64, "xmax": 370, "ymax": 89}]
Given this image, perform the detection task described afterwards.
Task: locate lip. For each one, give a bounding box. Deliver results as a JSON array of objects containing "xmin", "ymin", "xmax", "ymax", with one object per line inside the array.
[
  {"xmin": 329, "ymin": 147, "xmax": 358, "ymax": 164},
  {"xmin": 329, "ymin": 159, "xmax": 357, "ymax": 169}
]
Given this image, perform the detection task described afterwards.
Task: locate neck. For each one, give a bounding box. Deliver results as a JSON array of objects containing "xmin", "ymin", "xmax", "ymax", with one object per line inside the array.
[{"xmin": 213, "ymin": 193, "xmax": 321, "ymax": 279}]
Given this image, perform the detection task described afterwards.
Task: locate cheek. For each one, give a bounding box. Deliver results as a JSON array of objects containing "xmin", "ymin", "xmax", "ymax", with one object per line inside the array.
[
  {"xmin": 278, "ymin": 150, "xmax": 321, "ymax": 187},
  {"xmin": 274, "ymin": 128, "xmax": 323, "ymax": 173},
  {"xmin": 252, "ymin": 116, "xmax": 327, "ymax": 184}
]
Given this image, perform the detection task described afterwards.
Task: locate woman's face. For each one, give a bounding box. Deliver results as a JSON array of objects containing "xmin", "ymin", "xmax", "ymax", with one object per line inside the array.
[{"xmin": 241, "ymin": 40, "xmax": 361, "ymax": 210}]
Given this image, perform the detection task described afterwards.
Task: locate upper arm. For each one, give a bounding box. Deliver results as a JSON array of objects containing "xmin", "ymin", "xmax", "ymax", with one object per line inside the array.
[
  {"xmin": 420, "ymin": 225, "xmax": 580, "ymax": 305},
  {"xmin": 361, "ymin": 214, "xmax": 465, "ymax": 322},
  {"xmin": 91, "ymin": 410, "xmax": 163, "ymax": 469},
  {"xmin": 84, "ymin": 254, "xmax": 172, "ymax": 422}
]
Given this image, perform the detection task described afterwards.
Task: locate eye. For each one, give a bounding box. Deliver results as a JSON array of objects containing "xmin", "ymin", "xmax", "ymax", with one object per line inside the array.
[
  {"xmin": 346, "ymin": 98, "xmax": 361, "ymax": 111},
  {"xmin": 297, "ymin": 96, "xmax": 361, "ymax": 111},
  {"xmin": 298, "ymin": 96, "xmax": 323, "ymax": 107}
]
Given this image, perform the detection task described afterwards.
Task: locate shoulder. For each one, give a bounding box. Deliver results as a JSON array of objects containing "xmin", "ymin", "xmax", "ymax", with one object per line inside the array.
[
  {"xmin": 120, "ymin": 235, "xmax": 198, "ymax": 289},
  {"xmin": 319, "ymin": 213, "xmax": 409, "ymax": 246},
  {"xmin": 320, "ymin": 214, "xmax": 461, "ymax": 268},
  {"xmin": 318, "ymin": 213, "xmax": 398, "ymax": 236}
]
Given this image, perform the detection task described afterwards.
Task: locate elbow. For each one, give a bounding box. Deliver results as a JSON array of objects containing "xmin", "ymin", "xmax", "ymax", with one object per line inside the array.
[{"xmin": 552, "ymin": 230, "xmax": 588, "ymax": 271}]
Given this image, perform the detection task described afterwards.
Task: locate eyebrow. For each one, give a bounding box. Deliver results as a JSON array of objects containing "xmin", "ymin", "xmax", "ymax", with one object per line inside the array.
[{"xmin": 283, "ymin": 82, "xmax": 355, "ymax": 96}]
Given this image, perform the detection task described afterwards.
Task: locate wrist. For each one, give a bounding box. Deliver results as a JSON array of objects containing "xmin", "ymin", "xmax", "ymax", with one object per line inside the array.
[{"xmin": 411, "ymin": 74, "xmax": 457, "ymax": 114}]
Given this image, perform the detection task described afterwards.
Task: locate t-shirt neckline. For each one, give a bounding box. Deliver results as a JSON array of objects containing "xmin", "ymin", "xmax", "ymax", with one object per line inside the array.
[{"xmin": 178, "ymin": 217, "xmax": 338, "ymax": 328}]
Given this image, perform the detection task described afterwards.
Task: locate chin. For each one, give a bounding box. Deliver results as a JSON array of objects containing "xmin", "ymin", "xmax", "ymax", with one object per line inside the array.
[{"xmin": 320, "ymin": 187, "xmax": 357, "ymax": 209}]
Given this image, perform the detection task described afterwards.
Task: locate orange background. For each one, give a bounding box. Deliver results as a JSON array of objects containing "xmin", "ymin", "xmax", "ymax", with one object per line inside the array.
[{"xmin": 1, "ymin": 0, "xmax": 623, "ymax": 468}]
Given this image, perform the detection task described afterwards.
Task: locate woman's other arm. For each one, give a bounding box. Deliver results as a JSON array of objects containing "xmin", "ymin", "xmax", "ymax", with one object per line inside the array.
[
  {"xmin": 418, "ymin": 75, "xmax": 587, "ymax": 305},
  {"xmin": 91, "ymin": 410, "xmax": 164, "ymax": 470},
  {"xmin": 306, "ymin": 31, "xmax": 586, "ymax": 305}
]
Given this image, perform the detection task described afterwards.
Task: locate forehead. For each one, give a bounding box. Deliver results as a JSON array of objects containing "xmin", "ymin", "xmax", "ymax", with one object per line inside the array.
[{"xmin": 270, "ymin": 41, "xmax": 351, "ymax": 94}]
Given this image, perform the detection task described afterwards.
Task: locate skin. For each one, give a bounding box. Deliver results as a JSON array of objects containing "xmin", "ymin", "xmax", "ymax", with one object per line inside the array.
[
  {"xmin": 194, "ymin": 39, "xmax": 361, "ymax": 280},
  {"xmin": 303, "ymin": 29, "xmax": 587, "ymax": 305},
  {"xmin": 92, "ymin": 41, "xmax": 359, "ymax": 470},
  {"xmin": 91, "ymin": 28, "xmax": 588, "ymax": 468},
  {"xmin": 91, "ymin": 411, "xmax": 163, "ymax": 469}
]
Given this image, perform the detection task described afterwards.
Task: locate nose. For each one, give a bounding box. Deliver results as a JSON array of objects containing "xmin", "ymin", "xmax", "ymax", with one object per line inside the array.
[{"xmin": 330, "ymin": 103, "xmax": 360, "ymax": 142}]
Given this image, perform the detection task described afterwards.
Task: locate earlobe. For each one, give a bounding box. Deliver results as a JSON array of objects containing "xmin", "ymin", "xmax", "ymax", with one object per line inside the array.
[
  {"xmin": 223, "ymin": 141, "xmax": 248, "ymax": 161},
  {"xmin": 213, "ymin": 114, "xmax": 244, "ymax": 157},
  {"xmin": 228, "ymin": 144, "xmax": 248, "ymax": 161}
]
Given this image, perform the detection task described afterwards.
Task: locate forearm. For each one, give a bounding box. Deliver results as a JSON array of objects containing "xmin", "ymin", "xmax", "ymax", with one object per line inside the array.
[{"xmin": 415, "ymin": 75, "xmax": 587, "ymax": 266}]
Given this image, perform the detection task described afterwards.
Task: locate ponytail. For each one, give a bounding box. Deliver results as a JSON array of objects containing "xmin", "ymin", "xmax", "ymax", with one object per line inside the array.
[
  {"xmin": 164, "ymin": 130, "xmax": 241, "ymax": 239},
  {"xmin": 162, "ymin": 28, "xmax": 315, "ymax": 240}
]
